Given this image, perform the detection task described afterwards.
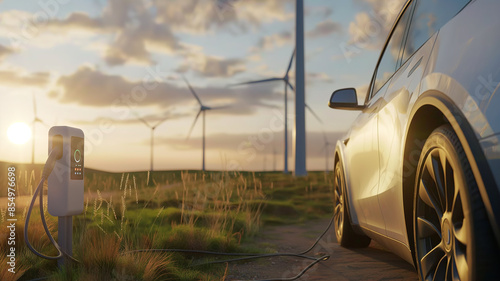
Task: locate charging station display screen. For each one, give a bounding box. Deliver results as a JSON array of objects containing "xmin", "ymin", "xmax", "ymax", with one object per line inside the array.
[{"xmin": 71, "ymin": 136, "xmax": 84, "ymax": 180}]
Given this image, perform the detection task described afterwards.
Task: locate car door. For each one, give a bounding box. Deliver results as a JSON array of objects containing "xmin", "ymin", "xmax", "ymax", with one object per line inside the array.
[
  {"xmin": 378, "ymin": 0, "xmax": 472, "ymax": 245},
  {"xmin": 345, "ymin": 4, "xmax": 413, "ymax": 235},
  {"xmin": 346, "ymin": 85, "xmax": 386, "ymax": 233}
]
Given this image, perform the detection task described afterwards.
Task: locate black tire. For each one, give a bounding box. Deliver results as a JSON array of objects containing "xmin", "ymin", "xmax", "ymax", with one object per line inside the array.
[
  {"xmin": 413, "ymin": 125, "xmax": 500, "ymax": 280},
  {"xmin": 334, "ymin": 160, "xmax": 371, "ymax": 248}
]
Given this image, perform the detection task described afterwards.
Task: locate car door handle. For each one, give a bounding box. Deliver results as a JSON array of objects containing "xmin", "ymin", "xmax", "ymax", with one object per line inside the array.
[{"xmin": 408, "ymin": 57, "xmax": 423, "ymax": 77}]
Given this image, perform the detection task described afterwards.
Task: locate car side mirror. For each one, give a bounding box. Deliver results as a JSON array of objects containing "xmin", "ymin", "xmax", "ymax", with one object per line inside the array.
[{"xmin": 328, "ymin": 88, "xmax": 365, "ymax": 111}]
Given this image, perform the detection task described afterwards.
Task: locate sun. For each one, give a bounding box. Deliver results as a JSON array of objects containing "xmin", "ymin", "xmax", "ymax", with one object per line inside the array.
[{"xmin": 7, "ymin": 122, "xmax": 32, "ymax": 145}]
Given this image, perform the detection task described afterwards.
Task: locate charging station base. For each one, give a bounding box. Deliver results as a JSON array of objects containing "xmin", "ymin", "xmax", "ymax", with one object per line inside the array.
[{"xmin": 57, "ymin": 216, "xmax": 73, "ymax": 267}]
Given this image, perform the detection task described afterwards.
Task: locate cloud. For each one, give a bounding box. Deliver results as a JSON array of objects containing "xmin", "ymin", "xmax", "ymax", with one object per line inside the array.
[
  {"xmin": 48, "ymin": 12, "xmax": 102, "ymax": 30},
  {"xmin": 71, "ymin": 112, "xmax": 190, "ymax": 126},
  {"xmin": 348, "ymin": 12, "xmax": 380, "ymax": 50},
  {"xmin": 0, "ymin": 10, "xmax": 97, "ymax": 49},
  {"xmin": 49, "ymin": 66, "xmax": 282, "ymax": 115},
  {"xmin": 177, "ymin": 48, "xmax": 246, "ymax": 78},
  {"xmin": 47, "ymin": 3, "xmax": 245, "ymax": 75},
  {"xmin": 251, "ymin": 31, "xmax": 292, "ymax": 52},
  {"xmin": 154, "ymin": 0, "xmax": 293, "ymax": 34},
  {"xmin": 104, "ymin": 32, "xmax": 150, "ymax": 65},
  {"xmin": 1, "ymin": 0, "xmax": 292, "ymax": 75},
  {"xmin": 0, "ymin": 71, "xmax": 49, "ymax": 87},
  {"xmin": 307, "ymin": 72, "xmax": 333, "ymax": 83},
  {"xmin": 305, "ymin": 6, "xmax": 333, "ymax": 19},
  {"xmin": 306, "ymin": 19, "xmax": 342, "ymax": 39},
  {"xmin": 47, "ymin": 0, "xmax": 182, "ymax": 65},
  {"xmin": 0, "ymin": 45, "xmax": 14, "ymax": 60},
  {"xmin": 249, "ymin": 19, "xmax": 341, "ymax": 57},
  {"xmin": 43, "ymin": 0, "xmax": 292, "ymax": 66},
  {"xmin": 348, "ymin": 0, "xmax": 406, "ymax": 50}
]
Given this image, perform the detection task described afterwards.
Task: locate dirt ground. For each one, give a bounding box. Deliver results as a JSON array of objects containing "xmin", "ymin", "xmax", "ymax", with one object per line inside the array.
[{"xmin": 227, "ymin": 218, "xmax": 419, "ymax": 281}]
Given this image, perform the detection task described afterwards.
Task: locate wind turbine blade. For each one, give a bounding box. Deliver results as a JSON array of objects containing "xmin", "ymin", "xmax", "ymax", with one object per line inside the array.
[
  {"xmin": 306, "ymin": 103, "xmax": 323, "ymax": 124},
  {"xmin": 153, "ymin": 116, "xmax": 169, "ymax": 128},
  {"xmin": 137, "ymin": 116, "xmax": 151, "ymax": 127},
  {"xmin": 36, "ymin": 118, "xmax": 49, "ymax": 127},
  {"xmin": 286, "ymin": 80, "xmax": 295, "ymax": 92},
  {"xmin": 285, "ymin": 48, "xmax": 296, "ymax": 75},
  {"xmin": 183, "ymin": 76, "xmax": 203, "ymax": 106},
  {"xmin": 208, "ymin": 104, "xmax": 232, "ymax": 110},
  {"xmin": 229, "ymin": 77, "xmax": 282, "ymax": 87},
  {"xmin": 186, "ymin": 109, "xmax": 202, "ymax": 140},
  {"xmin": 127, "ymin": 105, "xmax": 152, "ymax": 127}
]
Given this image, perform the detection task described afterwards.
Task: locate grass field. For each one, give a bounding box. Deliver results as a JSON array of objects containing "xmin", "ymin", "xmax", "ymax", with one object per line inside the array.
[{"xmin": 0, "ymin": 164, "xmax": 334, "ymax": 281}]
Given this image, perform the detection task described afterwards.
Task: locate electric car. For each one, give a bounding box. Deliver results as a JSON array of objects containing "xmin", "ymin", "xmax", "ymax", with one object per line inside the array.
[{"xmin": 328, "ymin": 0, "xmax": 500, "ymax": 280}]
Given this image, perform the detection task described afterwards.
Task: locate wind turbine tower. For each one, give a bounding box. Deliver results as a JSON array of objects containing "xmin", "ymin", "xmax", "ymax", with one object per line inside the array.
[{"xmin": 294, "ymin": 0, "xmax": 307, "ymax": 176}]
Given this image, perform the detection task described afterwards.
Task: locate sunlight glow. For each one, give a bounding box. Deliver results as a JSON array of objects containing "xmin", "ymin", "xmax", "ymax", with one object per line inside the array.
[{"xmin": 7, "ymin": 122, "xmax": 32, "ymax": 145}]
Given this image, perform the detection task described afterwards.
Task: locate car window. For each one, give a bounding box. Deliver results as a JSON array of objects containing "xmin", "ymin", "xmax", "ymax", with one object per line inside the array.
[
  {"xmin": 401, "ymin": 0, "xmax": 471, "ymax": 64},
  {"xmin": 370, "ymin": 2, "xmax": 414, "ymax": 99}
]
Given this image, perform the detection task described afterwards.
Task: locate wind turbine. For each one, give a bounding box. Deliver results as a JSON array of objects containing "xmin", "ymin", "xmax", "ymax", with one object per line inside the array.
[
  {"xmin": 230, "ymin": 48, "xmax": 322, "ymax": 174},
  {"xmin": 184, "ymin": 77, "xmax": 228, "ymax": 171},
  {"xmin": 129, "ymin": 108, "xmax": 169, "ymax": 186},
  {"xmin": 31, "ymin": 93, "xmax": 47, "ymax": 165},
  {"xmin": 321, "ymin": 131, "xmax": 334, "ymax": 173}
]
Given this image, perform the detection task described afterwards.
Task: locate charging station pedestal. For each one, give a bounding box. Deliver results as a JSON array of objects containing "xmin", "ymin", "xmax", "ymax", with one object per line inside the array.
[
  {"xmin": 48, "ymin": 126, "xmax": 84, "ymax": 267},
  {"xmin": 58, "ymin": 217, "xmax": 73, "ymax": 267}
]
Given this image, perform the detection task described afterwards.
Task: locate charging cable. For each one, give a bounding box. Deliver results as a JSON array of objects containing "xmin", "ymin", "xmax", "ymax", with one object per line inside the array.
[
  {"xmin": 24, "ymin": 147, "xmax": 79, "ymax": 263},
  {"xmin": 123, "ymin": 214, "xmax": 335, "ymax": 281},
  {"xmin": 195, "ymin": 213, "xmax": 335, "ymax": 266}
]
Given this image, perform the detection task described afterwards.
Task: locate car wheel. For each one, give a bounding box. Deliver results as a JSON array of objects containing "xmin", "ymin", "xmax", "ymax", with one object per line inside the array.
[
  {"xmin": 334, "ymin": 160, "xmax": 371, "ymax": 248},
  {"xmin": 413, "ymin": 125, "xmax": 499, "ymax": 280}
]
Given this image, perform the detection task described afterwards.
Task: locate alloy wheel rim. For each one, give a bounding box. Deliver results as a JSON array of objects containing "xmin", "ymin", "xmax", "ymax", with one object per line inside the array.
[
  {"xmin": 334, "ymin": 166, "xmax": 344, "ymax": 239},
  {"xmin": 415, "ymin": 148, "xmax": 469, "ymax": 280}
]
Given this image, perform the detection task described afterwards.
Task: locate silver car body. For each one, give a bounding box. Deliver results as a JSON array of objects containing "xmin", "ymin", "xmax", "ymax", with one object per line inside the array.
[{"xmin": 335, "ymin": 0, "xmax": 500, "ymax": 265}]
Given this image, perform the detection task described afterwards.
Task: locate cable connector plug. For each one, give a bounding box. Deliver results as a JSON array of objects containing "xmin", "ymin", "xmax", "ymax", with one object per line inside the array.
[{"xmin": 42, "ymin": 143, "xmax": 62, "ymax": 179}]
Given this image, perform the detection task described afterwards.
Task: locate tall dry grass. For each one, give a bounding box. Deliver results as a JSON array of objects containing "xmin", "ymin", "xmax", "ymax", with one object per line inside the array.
[{"xmin": 2, "ymin": 167, "xmax": 333, "ymax": 280}]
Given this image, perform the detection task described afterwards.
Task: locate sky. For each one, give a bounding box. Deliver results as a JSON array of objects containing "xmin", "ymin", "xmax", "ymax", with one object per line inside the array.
[{"xmin": 0, "ymin": 0, "xmax": 405, "ymax": 172}]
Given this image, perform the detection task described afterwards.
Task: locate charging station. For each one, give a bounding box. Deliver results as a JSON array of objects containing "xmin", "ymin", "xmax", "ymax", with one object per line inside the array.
[
  {"xmin": 48, "ymin": 126, "xmax": 84, "ymax": 266},
  {"xmin": 48, "ymin": 126, "xmax": 84, "ymax": 216}
]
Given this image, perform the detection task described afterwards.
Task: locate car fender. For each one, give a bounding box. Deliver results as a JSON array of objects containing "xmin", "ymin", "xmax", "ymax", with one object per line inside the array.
[{"xmin": 406, "ymin": 89, "xmax": 500, "ymax": 246}]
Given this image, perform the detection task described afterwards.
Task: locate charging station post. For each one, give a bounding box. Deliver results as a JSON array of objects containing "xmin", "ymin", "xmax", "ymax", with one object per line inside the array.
[
  {"xmin": 48, "ymin": 126, "xmax": 84, "ymax": 267},
  {"xmin": 58, "ymin": 216, "xmax": 73, "ymax": 267}
]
